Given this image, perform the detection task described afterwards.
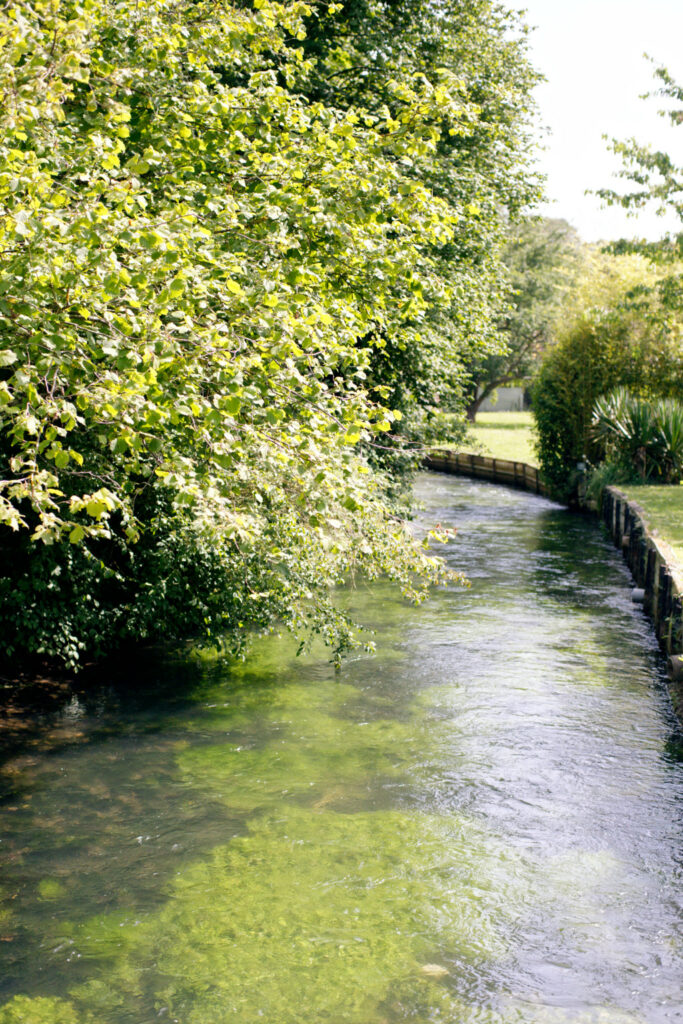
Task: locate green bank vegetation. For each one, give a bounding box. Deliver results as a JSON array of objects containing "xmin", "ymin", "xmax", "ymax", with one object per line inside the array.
[{"xmin": 531, "ymin": 67, "xmax": 683, "ymax": 525}]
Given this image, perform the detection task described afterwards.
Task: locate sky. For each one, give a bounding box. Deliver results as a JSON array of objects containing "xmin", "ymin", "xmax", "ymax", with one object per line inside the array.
[{"xmin": 517, "ymin": 0, "xmax": 683, "ymax": 242}]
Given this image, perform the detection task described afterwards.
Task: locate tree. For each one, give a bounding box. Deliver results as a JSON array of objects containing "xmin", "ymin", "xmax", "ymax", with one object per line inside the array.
[
  {"xmin": 298, "ymin": 0, "xmax": 544, "ymax": 447},
  {"xmin": 598, "ymin": 63, "xmax": 683, "ymax": 311},
  {"xmin": 0, "ymin": 0, "xmax": 540, "ymax": 670},
  {"xmin": 532, "ymin": 267, "xmax": 683, "ymax": 500}
]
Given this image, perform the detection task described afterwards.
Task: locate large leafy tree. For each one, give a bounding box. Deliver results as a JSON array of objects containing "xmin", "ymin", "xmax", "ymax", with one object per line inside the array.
[
  {"xmin": 0, "ymin": 0, "xmax": 540, "ymax": 670},
  {"xmin": 530, "ymin": 66, "xmax": 683, "ymax": 500},
  {"xmin": 532, "ymin": 255, "xmax": 683, "ymax": 499}
]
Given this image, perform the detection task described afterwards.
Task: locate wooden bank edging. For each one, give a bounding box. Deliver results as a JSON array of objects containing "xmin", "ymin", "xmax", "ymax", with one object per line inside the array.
[
  {"xmin": 425, "ymin": 452, "xmax": 683, "ymax": 710},
  {"xmin": 425, "ymin": 450, "xmax": 548, "ymax": 496}
]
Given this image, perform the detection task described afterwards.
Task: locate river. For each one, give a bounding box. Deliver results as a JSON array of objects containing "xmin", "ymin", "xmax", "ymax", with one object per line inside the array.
[{"xmin": 1, "ymin": 473, "xmax": 681, "ymax": 1023}]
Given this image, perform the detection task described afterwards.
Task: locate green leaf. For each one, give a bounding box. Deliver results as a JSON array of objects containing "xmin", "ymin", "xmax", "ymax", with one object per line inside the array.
[{"xmin": 86, "ymin": 500, "xmax": 106, "ymax": 519}]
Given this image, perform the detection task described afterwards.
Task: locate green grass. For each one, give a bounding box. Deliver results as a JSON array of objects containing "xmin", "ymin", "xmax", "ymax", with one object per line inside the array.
[
  {"xmin": 467, "ymin": 411, "xmax": 538, "ymax": 466},
  {"xmin": 619, "ymin": 484, "xmax": 683, "ymax": 573}
]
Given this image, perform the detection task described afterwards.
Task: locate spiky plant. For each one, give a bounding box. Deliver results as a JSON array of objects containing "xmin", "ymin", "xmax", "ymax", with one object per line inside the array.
[
  {"xmin": 653, "ymin": 398, "xmax": 683, "ymax": 482},
  {"xmin": 591, "ymin": 388, "xmax": 683, "ymax": 483}
]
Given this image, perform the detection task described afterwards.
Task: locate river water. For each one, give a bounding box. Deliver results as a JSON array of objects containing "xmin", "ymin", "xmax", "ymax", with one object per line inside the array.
[{"xmin": 1, "ymin": 473, "xmax": 682, "ymax": 1024}]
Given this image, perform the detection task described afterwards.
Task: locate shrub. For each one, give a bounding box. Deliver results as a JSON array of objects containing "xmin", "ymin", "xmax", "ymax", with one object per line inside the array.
[
  {"xmin": 654, "ymin": 396, "xmax": 683, "ymax": 482},
  {"xmin": 592, "ymin": 388, "xmax": 683, "ymax": 483},
  {"xmin": 532, "ymin": 303, "xmax": 683, "ymax": 499},
  {"xmin": 585, "ymin": 461, "xmax": 635, "ymax": 508}
]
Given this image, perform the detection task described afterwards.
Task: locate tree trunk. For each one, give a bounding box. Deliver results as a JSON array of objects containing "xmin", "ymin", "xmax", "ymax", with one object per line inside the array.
[
  {"xmin": 465, "ymin": 395, "xmax": 484, "ymax": 421},
  {"xmin": 466, "ymin": 378, "xmax": 510, "ymax": 421}
]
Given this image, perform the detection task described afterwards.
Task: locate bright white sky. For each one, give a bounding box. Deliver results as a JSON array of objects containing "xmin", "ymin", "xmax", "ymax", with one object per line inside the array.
[{"xmin": 517, "ymin": 0, "xmax": 683, "ymax": 242}]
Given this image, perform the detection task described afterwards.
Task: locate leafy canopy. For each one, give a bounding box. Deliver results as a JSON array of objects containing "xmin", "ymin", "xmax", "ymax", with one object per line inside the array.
[
  {"xmin": 598, "ymin": 63, "xmax": 683, "ymax": 313},
  {"xmin": 463, "ymin": 217, "xmax": 581, "ymax": 420},
  {"xmin": 0, "ymin": 0, "xmax": 539, "ymax": 667}
]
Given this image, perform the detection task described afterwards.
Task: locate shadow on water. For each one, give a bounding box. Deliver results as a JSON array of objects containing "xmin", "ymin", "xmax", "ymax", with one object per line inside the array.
[{"xmin": 0, "ymin": 473, "xmax": 682, "ymax": 1024}]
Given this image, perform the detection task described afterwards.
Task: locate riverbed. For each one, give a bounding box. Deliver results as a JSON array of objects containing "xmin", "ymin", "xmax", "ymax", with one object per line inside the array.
[{"xmin": 1, "ymin": 473, "xmax": 681, "ymax": 1023}]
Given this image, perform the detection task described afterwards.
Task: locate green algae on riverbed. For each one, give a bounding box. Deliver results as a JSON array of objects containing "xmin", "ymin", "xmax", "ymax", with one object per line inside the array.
[
  {"xmin": 33, "ymin": 682, "xmax": 520, "ymax": 1022},
  {"xmin": 1, "ymin": 475, "xmax": 681, "ymax": 1024},
  {"xmin": 0, "ymin": 996, "xmax": 96, "ymax": 1024},
  {"xmin": 37, "ymin": 808, "xmax": 512, "ymax": 1023},
  {"xmin": 177, "ymin": 706, "xmax": 416, "ymax": 811},
  {"xmin": 7, "ymin": 702, "xmax": 649, "ymax": 1024},
  {"xmin": 0, "ymin": 996, "xmax": 649, "ymax": 1024}
]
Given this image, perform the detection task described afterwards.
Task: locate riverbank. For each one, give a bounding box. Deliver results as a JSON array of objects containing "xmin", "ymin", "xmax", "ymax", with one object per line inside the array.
[
  {"xmin": 425, "ymin": 450, "xmax": 548, "ymax": 496},
  {"xmin": 601, "ymin": 486, "xmax": 683, "ymax": 715},
  {"xmin": 461, "ymin": 414, "xmax": 683, "ymax": 580},
  {"xmin": 618, "ymin": 484, "xmax": 683, "ymax": 574}
]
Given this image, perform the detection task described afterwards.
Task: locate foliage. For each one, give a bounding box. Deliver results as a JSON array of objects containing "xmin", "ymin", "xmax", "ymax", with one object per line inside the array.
[
  {"xmin": 598, "ymin": 63, "xmax": 683, "ymax": 313},
  {"xmin": 299, "ymin": 0, "xmax": 544, "ymax": 458},
  {"xmin": 467, "ymin": 229, "xmax": 663, "ymax": 429},
  {"xmin": 464, "ymin": 217, "xmax": 580, "ymax": 420},
  {"xmin": 0, "ymin": 996, "xmax": 93, "ymax": 1024},
  {"xmin": 560, "ymin": 247, "xmax": 661, "ymax": 320},
  {"xmin": 599, "ymin": 65, "xmax": 683, "ymax": 223},
  {"xmin": 532, "ymin": 269, "xmax": 683, "ymax": 500},
  {"xmin": 592, "ymin": 388, "xmax": 659, "ymax": 477},
  {"xmin": 592, "ymin": 387, "xmax": 683, "ymax": 484},
  {"xmin": 0, "ymin": 0, "xmax": 538, "ymax": 669},
  {"xmin": 466, "ymin": 228, "xmax": 663, "ymax": 426},
  {"xmin": 584, "ymin": 460, "xmax": 634, "ymax": 509}
]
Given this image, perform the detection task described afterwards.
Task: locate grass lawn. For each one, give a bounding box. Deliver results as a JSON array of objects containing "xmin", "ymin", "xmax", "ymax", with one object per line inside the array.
[
  {"xmin": 619, "ymin": 484, "xmax": 683, "ymax": 573},
  {"xmin": 467, "ymin": 411, "xmax": 538, "ymax": 466}
]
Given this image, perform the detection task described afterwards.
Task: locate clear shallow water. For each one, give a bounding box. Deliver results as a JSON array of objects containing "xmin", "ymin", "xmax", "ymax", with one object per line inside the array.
[{"xmin": 1, "ymin": 473, "xmax": 682, "ymax": 1024}]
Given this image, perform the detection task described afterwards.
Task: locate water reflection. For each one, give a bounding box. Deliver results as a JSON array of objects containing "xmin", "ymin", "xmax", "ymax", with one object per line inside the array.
[{"xmin": 0, "ymin": 474, "xmax": 681, "ymax": 1023}]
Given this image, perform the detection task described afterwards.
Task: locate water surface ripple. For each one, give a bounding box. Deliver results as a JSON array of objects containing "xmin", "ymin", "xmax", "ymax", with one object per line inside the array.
[{"xmin": 1, "ymin": 473, "xmax": 681, "ymax": 1023}]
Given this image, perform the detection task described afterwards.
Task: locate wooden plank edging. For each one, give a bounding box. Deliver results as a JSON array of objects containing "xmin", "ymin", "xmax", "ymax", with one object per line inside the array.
[{"xmin": 424, "ymin": 450, "xmax": 548, "ymax": 497}]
